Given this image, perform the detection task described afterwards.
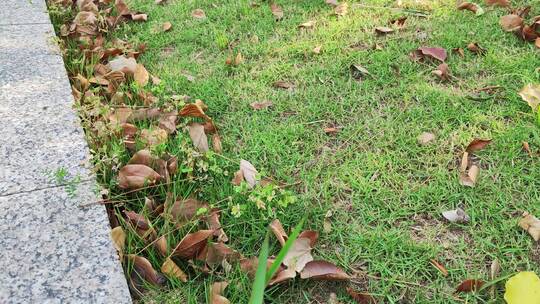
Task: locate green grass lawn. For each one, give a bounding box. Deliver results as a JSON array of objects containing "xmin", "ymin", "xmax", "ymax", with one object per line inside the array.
[{"xmin": 54, "ymin": 0, "xmax": 540, "ymax": 302}]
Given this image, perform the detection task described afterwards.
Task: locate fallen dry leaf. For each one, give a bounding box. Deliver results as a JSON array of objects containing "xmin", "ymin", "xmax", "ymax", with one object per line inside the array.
[
  {"xmin": 460, "ymin": 152, "xmax": 469, "ymax": 172},
  {"xmin": 212, "ymin": 133, "xmax": 222, "ymax": 153},
  {"xmin": 111, "ymin": 226, "xmax": 126, "ymax": 257},
  {"xmin": 500, "ymin": 14, "xmax": 523, "ymax": 32},
  {"xmin": 432, "ymin": 63, "xmax": 450, "ymax": 81},
  {"xmin": 161, "ymin": 257, "xmax": 188, "ymax": 282},
  {"xmin": 250, "ymin": 101, "xmax": 273, "ymax": 110},
  {"xmin": 231, "ymin": 170, "xmax": 244, "ymax": 186},
  {"xmin": 519, "ymin": 84, "xmax": 540, "ymax": 112},
  {"xmin": 205, "ymin": 242, "xmax": 241, "ymax": 267},
  {"xmin": 134, "ymin": 64, "xmax": 149, "ymax": 86},
  {"xmin": 324, "ymin": 127, "xmax": 340, "ymax": 135},
  {"xmin": 155, "ymin": 235, "xmax": 168, "ymax": 256},
  {"xmin": 453, "ymin": 47, "xmax": 465, "ymax": 57},
  {"xmin": 412, "ymin": 47, "xmax": 447, "ymax": 62},
  {"xmin": 207, "ymin": 211, "xmax": 228, "ymax": 242},
  {"xmin": 270, "ymin": 219, "xmax": 288, "ymax": 246},
  {"xmin": 188, "ymin": 123, "xmax": 209, "ymax": 152},
  {"xmin": 140, "ymin": 128, "xmax": 168, "ymax": 147},
  {"xmin": 486, "ymin": 0, "xmax": 509, "ymax": 7},
  {"xmin": 283, "ymin": 237, "xmax": 313, "ymax": 272},
  {"xmin": 128, "ymin": 254, "xmax": 164, "ymax": 286},
  {"xmin": 346, "ymin": 287, "xmax": 376, "ymax": 304},
  {"xmin": 490, "ymin": 259, "xmax": 500, "ymax": 280},
  {"xmin": 459, "ymin": 165, "xmax": 479, "ymax": 187},
  {"xmin": 442, "ymin": 208, "xmax": 470, "ymax": 223},
  {"xmin": 210, "ymin": 281, "xmax": 230, "ymax": 304},
  {"xmin": 300, "ymin": 260, "xmax": 350, "ymax": 280},
  {"xmin": 523, "ymin": 141, "xmax": 533, "ymax": 157},
  {"xmin": 430, "ymin": 259, "xmax": 449, "ymax": 276},
  {"xmin": 334, "ymin": 3, "xmax": 348, "ymax": 16},
  {"xmin": 162, "ymin": 21, "xmax": 172, "ymax": 32},
  {"xmin": 270, "ymin": 3, "xmax": 284, "ymax": 20},
  {"xmin": 240, "ymin": 159, "xmax": 258, "ymax": 188},
  {"xmin": 268, "ymin": 268, "xmax": 297, "ymax": 285},
  {"xmin": 417, "ymin": 132, "xmax": 436, "ymax": 145},
  {"xmin": 179, "ymin": 103, "xmax": 211, "ymax": 121},
  {"xmin": 456, "ymin": 279, "xmax": 485, "ymax": 292},
  {"xmin": 519, "ymin": 212, "xmax": 540, "ymax": 241},
  {"xmin": 158, "ymin": 112, "xmax": 178, "ymax": 134},
  {"xmin": 273, "ymin": 80, "xmax": 295, "ymax": 89},
  {"xmin": 390, "ymin": 16, "xmax": 407, "ymax": 29},
  {"xmin": 171, "ymin": 198, "xmax": 208, "ymax": 224},
  {"xmin": 457, "ymin": 2, "xmax": 484, "ymax": 16},
  {"xmin": 108, "ymin": 56, "xmax": 137, "ymax": 74},
  {"xmin": 350, "ymin": 64, "xmax": 371, "ymax": 81},
  {"xmin": 299, "ymin": 20, "xmax": 316, "ymax": 29},
  {"xmin": 467, "ymin": 42, "xmax": 486, "ymax": 54},
  {"xmin": 520, "ymin": 25, "xmax": 538, "ymax": 42},
  {"xmin": 313, "ymin": 45, "xmax": 322, "ymax": 54},
  {"xmin": 173, "ymin": 230, "xmax": 214, "ymax": 259},
  {"xmin": 325, "ymin": 0, "xmax": 339, "ymax": 6},
  {"xmin": 118, "ymin": 164, "xmax": 160, "ymax": 189},
  {"xmin": 192, "ymin": 9, "xmax": 206, "ymax": 19},
  {"xmin": 375, "ymin": 26, "xmax": 394, "ymax": 35},
  {"xmin": 466, "ymin": 138, "xmax": 492, "ymax": 152}
]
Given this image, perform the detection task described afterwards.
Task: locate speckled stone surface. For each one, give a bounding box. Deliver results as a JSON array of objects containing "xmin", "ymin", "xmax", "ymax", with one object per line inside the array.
[
  {"xmin": 0, "ymin": 1, "xmax": 132, "ymax": 303},
  {"xmin": 0, "ymin": 23, "xmax": 91, "ymax": 195},
  {"xmin": 0, "ymin": 183, "xmax": 131, "ymax": 304},
  {"xmin": 0, "ymin": 0, "xmax": 49, "ymax": 26}
]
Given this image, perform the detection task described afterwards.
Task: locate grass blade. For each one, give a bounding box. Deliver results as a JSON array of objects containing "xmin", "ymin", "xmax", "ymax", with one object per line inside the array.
[
  {"xmin": 265, "ymin": 217, "xmax": 305, "ymax": 284},
  {"xmin": 249, "ymin": 232, "xmax": 270, "ymax": 304}
]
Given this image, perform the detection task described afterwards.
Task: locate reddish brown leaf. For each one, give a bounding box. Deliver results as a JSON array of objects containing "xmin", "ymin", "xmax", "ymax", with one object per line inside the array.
[
  {"xmin": 334, "ymin": 2, "xmax": 348, "ymax": 16},
  {"xmin": 173, "ymin": 230, "xmax": 214, "ymax": 259},
  {"xmin": 457, "ymin": 2, "xmax": 483, "ymax": 15},
  {"xmin": 283, "ymin": 237, "xmax": 313, "ymax": 272},
  {"xmin": 171, "ymin": 198, "xmax": 208, "ymax": 224},
  {"xmin": 269, "ymin": 219, "xmax": 288, "ymax": 246},
  {"xmin": 155, "ymin": 236, "xmax": 168, "ymax": 256},
  {"xmin": 212, "ymin": 133, "xmax": 222, "ymax": 154},
  {"xmin": 108, "ymin": 56, "xmax": 137, "ymax": 74},
  {"xmin": 298, "ymin": 230, "xmax": 319, "ymax": 247},
  {"xmin": 466, "ymin": 138, "xmax": 492, "ymax": 152},
  {"xmin": 467, "ymin": 42, "xmax": 486, "ymax": 54},
  {"xmin": 205, "ymin": 242, "xmax": 241, "ymax": 267},
  {"xmin": 128, "ymin": 149, "xmax": 155, "ymax": 167},
  {"xmin": 520, "ymin": 25, "xmax": 538, "ymax": 42},
  {"xmin": 299, "ymin": 260, "xmax": 350, "ymax": 280},
  {"xmin": 389, "ymin": 16, "xmax": 407, "ymax": 28},
  {"xmin": 128, "ymin": 255, "xmax": 164, "ymax": 286},
  {"xmin": 207, "ymin": 211, "xmax": 228, "ymax": 242},
  {"xmin": 179, "ymin": 103, "xmax": 211, "ymax": 121},
  {"xmin": 324, "ymin": 127, "xmax": 340, "ymax": 135},
  {"xmin": 523, "ymin": 141, "xmax": 533, "ymax": 157},
  {"xmin": 459, "ymin": 165, "xmax": 480, "ymax": 187},
  {"xmin": 231, "ymin": 170, "xmax": 244, "ymax": 186},
  {"xmin": 456, "ymin": 279, "xmax": 484, "ymax": 293},
  {"xmin": 124, "ymin": 210, "xmax": 150, "ymax": 230},
  {"xmin": 430, "ymin": 259, "xmax": 448, "ymax": 276},
  {"xmin": 346, "ymin": 287, "xmax": 376, "ymax": 304},
  {"xmin": 412, "ymin": 47, "xmax": 447, "ymax": 62},
  {"xmin": 485, "ymin": 0, "xmax": 509, "ymax": 7},
  {"xmin": 118, "ymin": 164, "xmax": 160, "ymax": 190},
  {"xmin": 268, "ymin": 268, "xmax": 297, "ymax": 285},
  {"xmin": 452, "ymin": 47, "xmax": 465, "ymax": 58},
  {"xmin": 432, "ymin": 63, "xmax": 450, "ymax": 81}
]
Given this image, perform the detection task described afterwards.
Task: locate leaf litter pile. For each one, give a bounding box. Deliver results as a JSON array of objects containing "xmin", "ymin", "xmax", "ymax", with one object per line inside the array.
[{"xmin": 48, "ymin": 0, "xmax": 540, "ymax": 302}]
